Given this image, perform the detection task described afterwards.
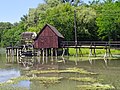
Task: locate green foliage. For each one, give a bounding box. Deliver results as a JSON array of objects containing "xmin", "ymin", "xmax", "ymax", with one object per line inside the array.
[
  {"xmin": 1, "ymin": 0, "xmax": 120, "ymax": 47},
  {"xmin": 1, "ymin": 22, "xmax": 25, "ymax": 47},
  {"xmin": 96, "ymin": 1, "xmax": 120, "ymax": 40}
]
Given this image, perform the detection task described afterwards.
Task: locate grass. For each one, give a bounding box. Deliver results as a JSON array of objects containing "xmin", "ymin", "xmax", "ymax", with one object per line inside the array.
[
  {"xmin": 69, "ymin": 48, "xmax": 120, "ymax": 56},
  {"xmin": 68, "ymin": 48, "xmax": 120, "ymax": 58}
]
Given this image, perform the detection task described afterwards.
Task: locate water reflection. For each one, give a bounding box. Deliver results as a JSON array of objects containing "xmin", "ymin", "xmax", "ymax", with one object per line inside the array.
[
  {"xmin": 6, "ymin": 55, "xmax": 113, "ymax": 69},
  {"xmin": 3, "ymin": 55, "xmax": 120, "ymax": 90},
  {"xmin": 13, "ymin": 80, "xmax": 31, "ymax": 88},
  {"xmin": 0, "ymin": 69, "xmax": 20, "ymax": 83}
]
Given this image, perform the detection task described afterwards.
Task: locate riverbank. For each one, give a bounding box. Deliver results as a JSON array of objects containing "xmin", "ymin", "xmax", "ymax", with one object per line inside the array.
[{"xmin": 69, "ymin": 48, "xmax": 120, "ymax": 56}]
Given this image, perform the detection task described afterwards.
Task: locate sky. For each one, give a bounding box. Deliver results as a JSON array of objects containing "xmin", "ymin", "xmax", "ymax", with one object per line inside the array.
[{"xmin": 0, "ymin": 0, "xmax": 91, "ymax": 23}]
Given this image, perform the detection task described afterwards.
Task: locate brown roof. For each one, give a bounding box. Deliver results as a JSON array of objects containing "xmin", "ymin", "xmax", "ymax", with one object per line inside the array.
[
  {"xmin": 47, "ymin": 24, "xmax": 64, "ymax": 38},
  {"xmin": 35, "ymin": 24, "xmax": 64, "ymax": 40}
]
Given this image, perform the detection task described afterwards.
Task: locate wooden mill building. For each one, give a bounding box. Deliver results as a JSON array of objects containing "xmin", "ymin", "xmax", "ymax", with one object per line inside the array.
[
  {"xmin": 21, "ymin": 32, "xmax": 37, "ymax": 45},
  {"xmin": 34, "ymin": 24, "xmax": 64, "ymax": 56}
]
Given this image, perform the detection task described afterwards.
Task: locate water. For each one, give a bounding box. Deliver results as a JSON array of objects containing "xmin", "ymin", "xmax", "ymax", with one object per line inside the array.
[{"xmin": 0, "ymin": 54, "xmax": 120, "ymax": 90}]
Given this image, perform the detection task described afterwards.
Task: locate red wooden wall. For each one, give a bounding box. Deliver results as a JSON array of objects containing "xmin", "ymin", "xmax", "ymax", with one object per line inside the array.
[{"xmin": 34, "ymin": 26, "xmax": 59, "ymax": 48}]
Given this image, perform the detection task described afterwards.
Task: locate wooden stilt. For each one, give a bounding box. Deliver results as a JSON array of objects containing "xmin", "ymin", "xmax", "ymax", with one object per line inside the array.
[
  {"xmin": 75, "ymin": 48, "xmax": 78, "ymax": 57},
  {"xmin": 11, "ymin": 48, "xmax": 14, "ymax": 62},
  {"xmin": 104, "ymin": 46, "xmax": 108, "ymax": 58},
  {"xmin": 89, "ymin": 48, "xmax": 92, "ymax": 57},
  {"xmin": 51, "ymin": 48, "xmax": 54, "ymax": 64},
  {"xmin": 37, "ymin": 49, "xmax": 41, "ymax": 56},
  {"xmin": 46, "ymin": 48, "xmax": 48, "ymax": 57},
  {"xmin": 93, "ymin": 42, "xmax": 96, "ymax": 57},
  {"xmin": 62, "ymin": 48, "xmax": 65, "ymax": 57},
  {"xmin": 16, "ymin": 48, "xmax": 19, "ymax": 62},
  {"xmin": 79, "ymin": 48, "xmax": 83, "ymax": 57},
  {"xmin": 67, "ymin": 48, "xmax": 69, "ymax": 56},
  {"xmin": 61, "ymin": 56, "xmax": 65, "ymax": 64},
  {"xmin": 45, "ymin": 48, "xmax": 48, "ymax": 64},
  {"xmin": 93, "ymin": 47, "xmax": 96, "ymax": 57},
  {"xmin": 108, "ymin": 46, "xmax": 112, "ymax": 57},
  {"xmin": 55, "ymin": 48, "xmax": 57, "ymax": 57},
  {"xmin": 51, "ymin": 48, "xmax": 53, "ymax": 57},
  {"xmin": 42, "ymin": 48, "xmax": 45, "ymax": 64}
]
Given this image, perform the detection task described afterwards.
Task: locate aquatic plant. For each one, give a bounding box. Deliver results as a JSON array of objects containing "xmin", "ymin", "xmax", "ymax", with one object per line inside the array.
[
  {"xmin": 27, "ymin": 67, "xmax": 97, "ymax": 75},
  {"xmin": 77, "ymin": 83, "xmax": 115, "ymax": 90},
  {"xmin": 0, "ymin": 86, "xmax": 28, "ymax": 90},
  {"xmin": 0, "ymin": 76, "xmax": 63, "ymax": 87},
  {"xmin": 69, "ymin": 77, "xmax": 97, "ymax": 83}
]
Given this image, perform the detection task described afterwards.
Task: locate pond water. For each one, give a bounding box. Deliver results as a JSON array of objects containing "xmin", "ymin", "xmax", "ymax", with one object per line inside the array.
[{"xmin": 0, "ymin": 54, "xmax": 120, "ymax": 90}]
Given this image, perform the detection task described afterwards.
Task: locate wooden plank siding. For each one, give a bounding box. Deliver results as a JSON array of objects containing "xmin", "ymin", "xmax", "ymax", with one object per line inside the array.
[{"xmin": 34, "ymin": 24, "xmax": 64, "ymax": 49}]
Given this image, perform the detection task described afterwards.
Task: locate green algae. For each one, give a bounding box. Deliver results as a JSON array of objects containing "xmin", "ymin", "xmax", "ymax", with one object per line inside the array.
[
  {"xmin": 69, "ymin": 77, "xmax": 97, "ymax": 83},
  {"xmin": 0, "ymin": 86, "xmax": 28, "ymax": 90},
  {"xmin": 0, "ymin": 67, "xmax": 115, "ymax": 90},
  {"xmin": 77, "ymin": 83, "xmax": 115, "ymax": 90},
  {"xmin": 27, "ymin": 67, "xmax": 97, "ymax": 75},
  {"xmin": 0, "ymin": 76, "xmax": 63, "ymax": 87}
]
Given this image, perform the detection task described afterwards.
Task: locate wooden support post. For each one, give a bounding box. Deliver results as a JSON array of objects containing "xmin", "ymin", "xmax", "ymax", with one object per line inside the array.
[
  {"xmin": 93, "ymin": 47, "xmax": 96, "ymax": 57},
  {"xmin": 38, "ymin": 49, "xmax": 41, "ymax": 57},
  {"xmin": 45, "ymin": 48, "xmax": 48, "ymax": 64},
  {"xmin": 8, "ymin": 49, "xmax": 10, "ymax": 56},
  {"xmin": 66, "ymin": 48, "xmax": 69, "ymax": 56},
  {"xmin": 19, "ymin": 49, "xmax": 22, "ymax": 57},
  {"xmin": 50, "ymin": 48, "xmax": 54, "ymax": 64},
  {"xmin": 75, "ymin": 48, "xmax": 78, "ymax": 57},
  {"xmin": 79, "ymin": 48, "xmax": 83, "ymax": 57},
  {"xmin": 104, "ymin": 46, "xmax": 107, "ymax": 58},
  {"xmin": 55, "ymin": 48, "xmax": 57, "ymax": 57},
  {"xmin": 51, "ymin": 48, "xmax": 53, "ymax": 57},
  {"xmin": 42, "ymin": 48, "xmax": 45, "ymax": 57},
  {"xmin": 89, "ymin": 48, "xmax": 92, "ymax": 57},
  {"xmin": 62, "ymin": 48, "xmax": 65, "ymax": 57},
  {"xmin": 54, "ymin": 48, "xmax": 58, "ymax": 62},
  {"xmin": 61, "ymin": 56, "xmax": 65, "ymax": 64},
  {"xmin": 93, "ymin": 42, "xmax": 96, "ymax": 57},
  {"xmin": 11, "ymin": 48, "xmax": 14, "ymax": 62},
  {"xmin": 108, "ymin": 43, "xmax": 112, "ymax": 57},
  {"xmin": 45, "ymin": 48, "xmax": 48, "ymax": 57},
  {"xmin": 89, "ymin": 43, "xmax": 93, "ymax": 57},
  {"xmin": 42, "ymin": 48, "xmax": 45, "ymax": 64},
  {"xmin": 16, "ymin": 48, "xmax": 19, "ymax": 62},
  {"xmin": 108, "ymin": 47, "xmax": 112, "ymax": 57}
]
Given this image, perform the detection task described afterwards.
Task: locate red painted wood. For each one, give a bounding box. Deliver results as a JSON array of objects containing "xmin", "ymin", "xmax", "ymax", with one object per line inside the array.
[{"xmin": 34, "ymin": 25, "xmax": 62, "ymax": 49}]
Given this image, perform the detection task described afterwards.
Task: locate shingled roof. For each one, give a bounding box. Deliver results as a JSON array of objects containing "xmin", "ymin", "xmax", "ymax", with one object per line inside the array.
[
  {"xmin": 47, "ymin": 24, "xmax": 64, "ymax": 38},
  {"xmin": 35, "ymin": 24, "xmax": 64, "ymax": 40}
]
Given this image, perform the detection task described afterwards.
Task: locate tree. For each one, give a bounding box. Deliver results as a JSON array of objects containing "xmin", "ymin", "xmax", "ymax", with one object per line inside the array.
[
  {"xmin": 0, "ymin": 22, "xmax": 13, "ymax": 46},
  {"xmin": 38, "ymin": 3, "xmax": 75, "ymax": 40},
  {"xmin": 96, "ymin": 1, "xmax": 120, "ymax": 40},
  {"xmin": 75, "ymin": 6, "xmax": 98, "ymax": 40}
]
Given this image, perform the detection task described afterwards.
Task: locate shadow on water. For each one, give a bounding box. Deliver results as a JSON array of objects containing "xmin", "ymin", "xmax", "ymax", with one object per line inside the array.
[{"xmin": 1, "ymin": 54, "xmax": 120, "ymax": 89}]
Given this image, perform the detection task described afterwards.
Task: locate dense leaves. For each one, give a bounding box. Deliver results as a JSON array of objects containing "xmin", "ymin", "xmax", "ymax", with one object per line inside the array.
[{"xmin": 1, "ymin": 0, "xmax": 120, "ymax": 47}]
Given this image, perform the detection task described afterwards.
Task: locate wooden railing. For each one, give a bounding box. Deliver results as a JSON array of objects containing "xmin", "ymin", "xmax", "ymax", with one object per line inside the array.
[{"xmin": 61, "ymin": 41, "xmax": 120, "ymax": 48}]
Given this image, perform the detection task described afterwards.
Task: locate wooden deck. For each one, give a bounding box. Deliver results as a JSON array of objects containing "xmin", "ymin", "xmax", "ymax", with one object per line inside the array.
[{"xmin": 6, "ymin": 41, "xmax": 120, "ymax": 58}]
